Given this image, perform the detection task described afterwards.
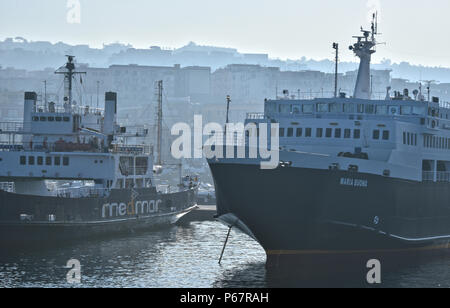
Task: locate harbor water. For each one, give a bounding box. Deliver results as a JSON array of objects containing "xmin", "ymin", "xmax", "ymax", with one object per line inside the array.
[{"xmin": 0, "ymin": 221, "xmax": 449, "ymax": 288}]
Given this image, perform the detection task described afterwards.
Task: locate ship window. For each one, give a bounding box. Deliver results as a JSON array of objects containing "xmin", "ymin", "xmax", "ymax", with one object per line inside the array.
[
  {"xmin": 412, "ymin": 106, "xmax": 426, "ymax": 115},
  {"xmin": 63, "ymin": 117, "xmax": 70, "ymax": 122},
  {"xmin": 374, "ymin": 130, "xmax": 380, "ymax": 140},
  {"xmin": 401, "ymin": 106, "xmax": 412, "ymax": 115},
  {"xmin": 407, "ymin": 133, "xmax": 411, "ymax": 145},
  {"xmin": 28, "ymin": 156, "xmax": 35, "ymax": 165},
  {"xmin": 63, "ymin": 157, "xmax": 69, "ymax": 166},
  {"xmin": 291, "ymin": 105, "xmax": 301, "ymax": 114},
  {"xmin": 302, "ymin": 104, "xmax": 314, "ymax": 114},
  {"xmin": 376, "ymin": 105, "xmax": 388, "ymax": 115},
  {"xmin": 279, "ymin": 128, "xmax": 285, "ymax": 137},
  {"xmin": 354, "ymin": 129, "xmax": 361, "ymax": 139},
  {"xmin": 296, "ymin": 128, "xmax": 303, "ymax": 137},
  {"xmin": 326, "ymin": 128, "xmax": 332, "ymax": 138},
  {"xmin": 357, "ymin": 104, "xmax": 364, "ymax": 114},
  {"xmin": 32, "ymin": 116, "xmax": 39, "ymax": 122},
  {"xmin": 54, "ymin": 157, "xmax": 61, "ymax": 166},
  {"xmin": 20, "ymin": 156, "xmax": 26, "ymax": 165},
  {"xmin": 317, "ymin": 103, "xmax": 328, "ymax": 113},
  {"xmin": 383, "ymin": 130, "xmax": 390, "ymax": 140},
  {"xmin": 55, "ymin": 117, "xmax": 62, "ymax": 122},
  {"xmin": 344, "ymin": 129, "xmax": 351, "ymax": 139},
  {"xmin": 278, "ymin": 105, "xmax": 290, "ymax": 114},
  {"xmin": 343, "ymin": 103, "xmax": 355, "ymax": 113},
  {"xmin": 316, "ymin": 128, "xmax": 323, "ymax": 138},
  {"xmin": 287, "ymin": 128, "xmax": 294, "ymax": 137},
  {"xmin": 335, "ymin": 128, "xmax": 342, "ymax": 138},
  {"xmin": 365, "ymin": 105, "xmax": 375, "ymax": 114},
  {"xmin": 305, "ymin": 128, "xmax": 312, "ymax": 137},
  {"xmin": 48, "ymin": 116, "xmax": 55, "ymax": 122},
  {"xmin": 46, "ymin": 157, "xmax": 52, "ymax": 166},
  {"xmin": 329, "ymin": 103, "xmax": 340, "ymax": 113},
  {"xmin": 37, "ymin": 156, "xmax": 43, "ymax": 165},
  {"xmin": 403, "ymin": 132, "xmax": 406, "ymax": 144},
  {"xmin": 40, "ymin": 117, "xmax": 47, "ymax": 122}
]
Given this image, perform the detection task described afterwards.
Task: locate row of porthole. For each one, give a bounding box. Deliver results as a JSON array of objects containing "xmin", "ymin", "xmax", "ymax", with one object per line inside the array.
[{"xmin": 32, "ymin": 116, "xmax": 70, "ymax": 122}]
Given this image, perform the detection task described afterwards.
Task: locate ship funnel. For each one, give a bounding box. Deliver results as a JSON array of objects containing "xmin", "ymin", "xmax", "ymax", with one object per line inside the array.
[
  {"xmin": 104, "ymin": 92, "xmax": 117, "ymax": 136},
  {"xmin": 23, "ymin": 92, "xmax": 37, "ymax": 132}
]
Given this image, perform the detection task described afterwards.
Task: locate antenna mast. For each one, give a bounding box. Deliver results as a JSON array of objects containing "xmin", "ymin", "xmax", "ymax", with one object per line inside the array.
[
  {"xmin": 333, "ymin": 43, "xmax": 339, "ymax": 98},
  {"xmin": 55, "ymin": 55, "xmax": 86, "ymax": 109},
  {"xmin": 156, "ymin": 80, "xmax": 163, "ymax": 166}
]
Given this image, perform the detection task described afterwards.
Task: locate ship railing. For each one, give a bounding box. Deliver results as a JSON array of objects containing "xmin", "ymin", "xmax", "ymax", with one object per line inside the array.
[
  {"xmin": 246, "ymin": 113, "xmax": 265, "ymax": 120},
  {"xmin": 111, "ymin": 144, "xmax": 153, "ymax": 155},
  {"xmin": 422, "ymin": 171, "xmax": 450, "ymax": 182},
  {"xmin": 0, "ymin": 141, "xmax": 106, "ymax": 153},
  {"xmin": 56, "ymin": 187, "xmax": 110, "ymax": 198},
  {"xmin": 0, "ymin": 122, "xmax": 24, "ymax": 133},
  {"xmin": 0, "ymin": 182, "xmax": 15, "ymax": 193}
]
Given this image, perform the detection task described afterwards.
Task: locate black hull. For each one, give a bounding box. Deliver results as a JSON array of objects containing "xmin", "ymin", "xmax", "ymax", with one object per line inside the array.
[
  {"xmin": 0, "ymin": 187, "xmax": 197, "ymax": 246},
  {"xmin": 209, "ymin": 162, "xmax": 450, "ymax": 272}
]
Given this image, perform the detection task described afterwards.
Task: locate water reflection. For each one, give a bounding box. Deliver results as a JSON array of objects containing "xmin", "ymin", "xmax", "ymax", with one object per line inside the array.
[{"xmin": 0, "ymin": 221, "xmax": 449, "ymax": 288}]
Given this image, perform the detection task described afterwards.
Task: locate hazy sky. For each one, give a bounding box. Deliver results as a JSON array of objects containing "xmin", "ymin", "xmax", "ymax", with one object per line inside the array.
[{"xmin": 1, "ymin": 0, "xmax": 450, "ymax": 67}]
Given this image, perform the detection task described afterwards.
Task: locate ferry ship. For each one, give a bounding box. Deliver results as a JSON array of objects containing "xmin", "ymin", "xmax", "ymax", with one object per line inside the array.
[
  {"xmin": 0, "ymin": 56, "xmax": 198, "ymax": 247},
  {"xmin": 208, "ymin": 18, "xmax": 450, "ymax": 275}
]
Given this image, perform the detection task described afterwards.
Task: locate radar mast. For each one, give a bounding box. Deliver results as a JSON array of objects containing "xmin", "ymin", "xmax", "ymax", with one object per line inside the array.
[{"xmin": 350, "ymin": 13, "xmax": 378, "ymax": 99}]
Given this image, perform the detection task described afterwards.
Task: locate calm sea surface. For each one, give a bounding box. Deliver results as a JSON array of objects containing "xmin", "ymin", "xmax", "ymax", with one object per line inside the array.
[{"xmin": 0, "ymin": 221, "xmax": 449, "ymax": 288}]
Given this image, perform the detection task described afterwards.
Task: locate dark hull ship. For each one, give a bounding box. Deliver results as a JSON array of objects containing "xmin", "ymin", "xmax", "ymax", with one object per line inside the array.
[
  {"xmin": 0, "ymin": 57, "xmax": 197, "ymax": 247},
  {"xmin": 208, "ymin": 17, "xmax": 450, "ymax": 276}
]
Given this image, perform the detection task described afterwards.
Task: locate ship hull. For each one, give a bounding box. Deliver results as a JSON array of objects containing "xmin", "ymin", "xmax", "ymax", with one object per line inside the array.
[
  {"xmin": 0, "ymin": 187, "xmax": 197, "ymax": 247},
  {"xmin": 209, "ymin": 162, "xmax": 450, "ymax": 276}
]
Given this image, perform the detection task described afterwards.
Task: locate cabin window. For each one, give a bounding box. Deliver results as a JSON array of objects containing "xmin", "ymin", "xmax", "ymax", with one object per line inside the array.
[
  {"xmin": 291, "ymin": 105, "xmax": 301, "ymax": 114},
  {"xmin": 316, "ymin": 128, "xmax": 323, "ymax": 138},
  {"xmin": 412, "ymin": 106, "xmax": 426, "ymax": 115},
  {"xmin": 279, "ymin": 128, "xmax": 285, "ymax": 137},
  {"xmin": 343, "ymin": 103, "xmax": 355, "ymax": 113},
  {"xmin": 48, "ymin": 116, "xmax": 55, "ymax": 122},
  {"xmin": 354, "ymin": 129, "xmax": 361, "ymax": 139},
  {"xmin": 28, "ymin": 156, "xmax": 35, "ymax": 165},
  {"xmin": 54, "ymin": 157, "xmax": 61, "ymax": 166},
  {"xmin": 20, "ymin": 156, "xmax": 26, "ymax": 165},
  {"xmin": 63, "ymin": 117, "xmax": 70, "ymax": 122},
  {"xmin": 335, "ymin": 128, "xmax": 342, "ymax": 138},
  {"xmin": 317, "ymin": 103, "xmax": 328, "ymax": 113},
  {"xmin": 403, "ymin": 132, "xmax": 406, "ymax": 144},
  {"xmin": 376, "ymin": 105, "xmax": 388, "ymax": 115},
  {"xmin": 287, "ymin": 128, "xmax": 294, "ymax": 137},
  {"xmin": 365, "ymin": 105, "xmax": 375, "ymax": 114},
  {"xmin": 63, "ymin": 157, "xmax": 69, "ymax": 166},
  {"xmin": 305, "ymin": 128, "xmax": 312, "ymax": 137},
  {"xmin": 278, "ymin": 105, "xmax": 290, "ymax": 114},
  {"xmin": 329, "ymin": 103, "xmax": 340, "ymax": 113},
  {"xmin": 357, "ymin": 104, "xmax": 364, "ymax": 114},
  {"xmin": 46, "ymin": 157, "xmax": 52, "ymax": 166},
  {"xmin": 37, "ymin": 156, "xmax": 43, "ymax": 165},
  {"xmin": 383, "ymin": 130, "xmax": 390, "ymax": 140},
  {"xmin": 344, "ymin": 129, "xmax": 351, "ymax": 139},
  {"xmin": 373, "ymin": 130, "xmax": 380, "ymax": 140},
  {"xmin": 296, "ymin": 128, "xmax": 303, "ymax": 137},
  {"xmin": 32, "ymin": 116, "xmax": 39, "ymax": 122},
  {"xmin": 302, "ymin": 105, "xmax": 314, "ymax": 114},
  {"xmin": 401, "ymin": 106, "xmax": 412, "ymax": 115},
  {"xmin": 55, "ymin": 117, "xmax": 62, "ymax": 122},
  {"xmin": 40, "ymin": 117, "xmax": 46, "ymax": 122},
  {"xmin": 325, "ymin": 128, "xmax": 332, "ymax": 138}
]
